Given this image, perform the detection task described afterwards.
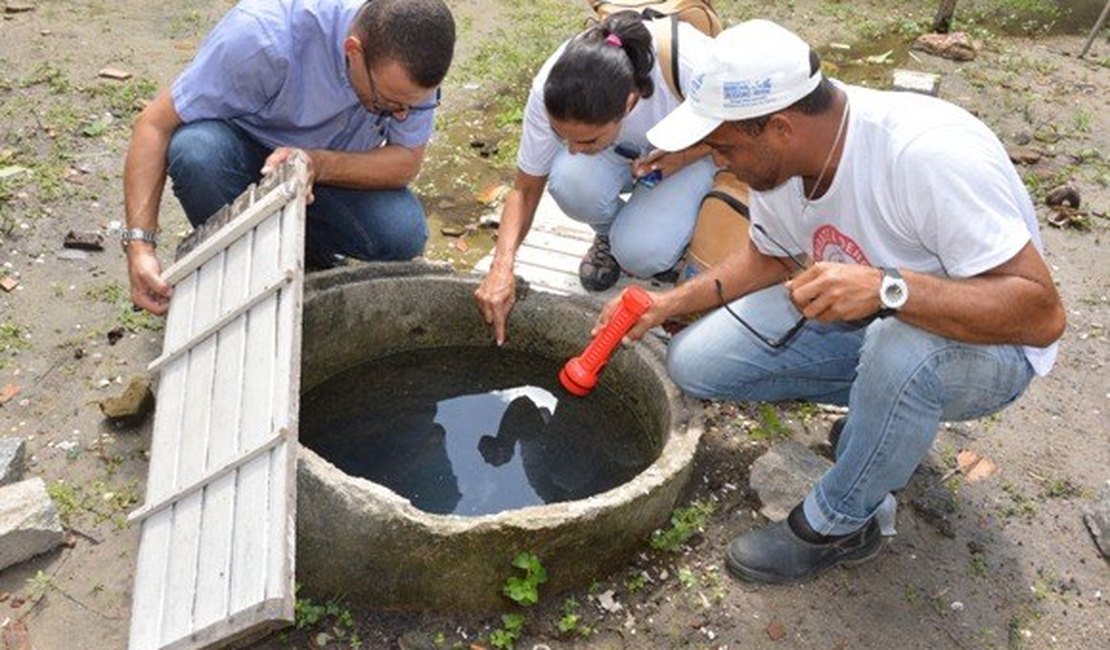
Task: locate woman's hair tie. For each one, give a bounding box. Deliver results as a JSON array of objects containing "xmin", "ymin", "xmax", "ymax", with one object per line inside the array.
[{"xmin": 605, "ymin": 33, "xmax": 622, "ymax": 48}]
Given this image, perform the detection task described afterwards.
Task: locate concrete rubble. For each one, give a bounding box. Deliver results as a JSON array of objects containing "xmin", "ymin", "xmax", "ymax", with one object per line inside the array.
[
  {"xmin": 0, "ymin": 477, "xmax": 65, "ymax": 571},
  {"xmin": 0, "ymin": 436, "xmax": 26, "ymax": 485},
  {"xmin": 750, "ymin": 439, "xmax": 832, "ymax": 522}
]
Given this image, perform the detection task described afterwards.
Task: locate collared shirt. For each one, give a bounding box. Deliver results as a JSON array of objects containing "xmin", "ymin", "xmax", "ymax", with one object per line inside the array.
[{"xmin": 171, "ymin": 0, "xmax": 434, "ymax": 152}]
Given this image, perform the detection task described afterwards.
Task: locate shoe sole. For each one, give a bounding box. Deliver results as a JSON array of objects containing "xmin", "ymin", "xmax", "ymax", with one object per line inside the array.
[{"xmin": 725, "ymin": 538, "xmax": 884, "ymax": 586}]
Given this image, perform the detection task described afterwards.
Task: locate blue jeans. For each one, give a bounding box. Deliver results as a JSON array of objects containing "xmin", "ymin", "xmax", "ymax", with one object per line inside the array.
[
  {"xmin": 547, "ymin": 146, "xmax": 717, "ymax": 277},
  {"xmin": 166, "ymin": 120, "xmax": 427, "ymax": 267},
  {"xmin": 667, "ymin": 285, "xmax": 1035, "ymax": 535}
]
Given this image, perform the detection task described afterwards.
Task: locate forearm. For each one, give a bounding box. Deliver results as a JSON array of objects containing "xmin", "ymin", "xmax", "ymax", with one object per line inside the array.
[
  {"xmin": 898, "ymin": 268, "xmax": 1064, "ymax": 347},
  {"xmin": 489, "ymin": 172, "xmax": 546, "ymax": 273},
  {"xmin": 123, "ymin": 122, "xmax": 172, "ymax": 232},
  {"xmin": 308, "ymin": 145, "xmax": 423, "ymax": 189}
]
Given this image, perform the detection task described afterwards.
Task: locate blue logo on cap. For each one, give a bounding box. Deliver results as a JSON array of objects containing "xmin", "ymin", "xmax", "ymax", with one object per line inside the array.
[{"xmin": 722, "ymin": 79, "xmax": 773, "ymax": 106}]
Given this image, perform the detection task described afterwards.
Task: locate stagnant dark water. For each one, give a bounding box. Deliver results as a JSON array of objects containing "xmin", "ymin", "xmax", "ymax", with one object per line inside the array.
[{"xmin": 300, "ymin": 346, "xmax": 659, "ymax": 516}]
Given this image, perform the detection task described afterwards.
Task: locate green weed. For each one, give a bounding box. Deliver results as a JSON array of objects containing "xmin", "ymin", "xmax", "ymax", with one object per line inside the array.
[
  {"xmin": 27, "ymin": 570, "xmax": 53, "ymax": 599},
  {"xmin": 556, "ymin": 597, "xmax": 592, "ymax": 637},
  {"xmin": 20, "ymin": 62, "xmax": 70, "ymax": 93},
  {"xmin": 625, "ymin": 571, "xmax": 647, "ymax": 593},
  {"xmin": 968, "ymin": 551, "xmax": 990, "ymax": 578},
  {"xmin": 489, "ymin": 612, "xmax": 525, "ymax": 650},
  {"xmin": 650, "ymin": 500, "xmax": 714, "ymax": 552},
  {"xmin": 503, "ymin": 551, "xmax": 547, "ymax": 606},
  {"xmin": 749, "ymin": 404, "xmax": 791, "ymax": 441},
  {"xmin": 293, "ymin": 585, "xmax": 358, "ymax": 646}
]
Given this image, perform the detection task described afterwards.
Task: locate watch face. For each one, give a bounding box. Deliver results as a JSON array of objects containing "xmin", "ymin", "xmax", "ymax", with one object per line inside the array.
[{"xmin": 881, "ymin": 274, "xmax": 908, "ymax": 309}]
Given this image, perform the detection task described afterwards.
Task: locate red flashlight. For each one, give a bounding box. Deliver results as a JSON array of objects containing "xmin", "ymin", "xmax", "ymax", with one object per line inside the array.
[{"xmin": 559, "ymin": 286, "xmax": 654, "ymax": 397}]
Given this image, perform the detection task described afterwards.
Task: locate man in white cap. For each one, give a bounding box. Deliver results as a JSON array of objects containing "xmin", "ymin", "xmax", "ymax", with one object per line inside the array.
[{"xmin": 604, "ymin": 19, "xmax": 1065, "ymax": 584}]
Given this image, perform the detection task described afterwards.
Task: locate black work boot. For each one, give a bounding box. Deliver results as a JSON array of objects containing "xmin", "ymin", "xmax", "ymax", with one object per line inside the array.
[{"xmin": 725, "ymin": 504, "xmax": 882, "ymax": 584}]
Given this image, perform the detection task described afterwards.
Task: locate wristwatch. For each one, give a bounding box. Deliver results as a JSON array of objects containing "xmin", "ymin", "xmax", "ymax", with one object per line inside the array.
[
  {"xmin": 121, "ymin": 228, "xmax": 158, "ymax": 250},
  {"xmin": 877, "ymin": 267, "xmax": 908, "ymax": 318}
]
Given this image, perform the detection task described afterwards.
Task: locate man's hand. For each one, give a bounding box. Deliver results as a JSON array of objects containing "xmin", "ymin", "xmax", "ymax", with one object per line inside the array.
[
  {"xmin": 262, "ymin": 147, "xmax": 316, "ymax": 203},
  {"xmin": 475, "ymin": 263, "xmax": 517, "ymax": 346},
  {"xmin": 785, "ymin": 262, "xmax": 883, "ymax": 322},
  {"xmin": 592, "ymin": 287, "xmax": 668, "ymax": 344},
  {"xmin": 126, "ymin": 244, "xmax": 172, "ymax": 316}
]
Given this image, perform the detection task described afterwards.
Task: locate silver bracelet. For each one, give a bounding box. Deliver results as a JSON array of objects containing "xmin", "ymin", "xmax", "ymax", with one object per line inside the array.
[{"xmin": 121, "ymin": 228, "xmax": 158, "ymax": 249}]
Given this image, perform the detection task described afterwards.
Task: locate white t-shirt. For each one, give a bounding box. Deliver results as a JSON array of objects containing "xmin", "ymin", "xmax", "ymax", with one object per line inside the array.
[
  {"xmin": 751, "ymin": 84, "xmax": 1057, "ymax": 375},
  {"xmin": 517, "ymin": 23, "xmax": 712, "ymax": 177}
]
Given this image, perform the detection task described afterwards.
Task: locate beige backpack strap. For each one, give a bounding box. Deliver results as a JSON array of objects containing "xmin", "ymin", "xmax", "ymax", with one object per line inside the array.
[{"xmin": 644, "ymin": 17, "xmax": 683, "ymax": 101}]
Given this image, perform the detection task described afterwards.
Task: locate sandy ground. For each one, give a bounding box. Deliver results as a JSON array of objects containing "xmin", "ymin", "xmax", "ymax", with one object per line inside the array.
[{"xmin": 0, "ymin": 1, "xmax": 1106, "ymax": 649}]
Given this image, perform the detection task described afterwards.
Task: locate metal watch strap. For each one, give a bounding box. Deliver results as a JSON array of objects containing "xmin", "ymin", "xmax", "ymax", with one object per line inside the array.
[{"xmin": 121, "ymin": 228, "xmax": 158, "ymax": 248}]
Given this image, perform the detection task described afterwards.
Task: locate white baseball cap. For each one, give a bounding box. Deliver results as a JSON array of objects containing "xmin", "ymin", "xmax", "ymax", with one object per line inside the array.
[{"xmin": 648, "ymin": 19, "xmax": 821, "ymax": 151}]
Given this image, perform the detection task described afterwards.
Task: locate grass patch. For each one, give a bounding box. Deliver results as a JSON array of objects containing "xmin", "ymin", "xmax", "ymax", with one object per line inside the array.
[
  {"xmin": 86, "ymin": 280, "xmax": 164, "ymax": 332},
  {"xmin": 749, "ymin": 404, "xmax": 792, "ymax": 441}
]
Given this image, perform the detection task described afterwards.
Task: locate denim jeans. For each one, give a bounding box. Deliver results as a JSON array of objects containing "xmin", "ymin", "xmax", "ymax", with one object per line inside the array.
[
  {"xmin": 166, "ymin": 120, "xmax": 427, "ymax": 267},
  {"xmin": 667, "ymin": 284, "xmax": 1035, "ymax": 535},
  {"xmin": 546, "ymin": 146, "xmax": 717, "ymax": 277}
]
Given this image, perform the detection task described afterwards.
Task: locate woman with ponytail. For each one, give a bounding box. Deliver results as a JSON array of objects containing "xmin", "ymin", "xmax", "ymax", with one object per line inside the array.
[{"xmin": 476, "ymin": 11, "xmax": 716, "ymax": 345}]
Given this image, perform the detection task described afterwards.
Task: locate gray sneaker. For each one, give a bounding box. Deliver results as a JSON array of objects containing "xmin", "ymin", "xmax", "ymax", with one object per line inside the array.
[{"xmin": 726, "ymin": 511, "xmax": 883, "ymax": 584}]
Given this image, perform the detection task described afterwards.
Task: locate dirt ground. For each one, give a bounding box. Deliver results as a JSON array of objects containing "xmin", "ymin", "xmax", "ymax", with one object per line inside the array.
[{"xmin": 0, "ymin": 1, "xmax": 1107, "ymax": 649}]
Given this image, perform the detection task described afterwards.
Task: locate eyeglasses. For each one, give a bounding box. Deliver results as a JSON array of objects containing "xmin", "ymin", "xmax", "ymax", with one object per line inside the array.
[
  {"xmin": 366, "ymin": 65, "xmax": 441, "ymax": 119},
  {"xmin": 714, "ymin": 223, "xmax": 809, "ymax": 349}
]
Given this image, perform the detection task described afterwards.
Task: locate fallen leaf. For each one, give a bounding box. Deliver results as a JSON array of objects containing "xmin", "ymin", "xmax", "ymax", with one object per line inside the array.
[
  {"xmin": 956, "ymin": 449, "xmax": 998, "ymax": 483},
  {"xmin": 0, "ymin": 383, "xmax": 20, "ymax": 405},
  {"xmin": 477, "ymin": 182, "xmax": 510, "ymax": 205},
  {"xmin": 0, "ymin": 165, "xmax": 30, "ymax": 180},
  {"xmin": 956, "ymin": 449, "xmax": 982, "ymax": 473}
]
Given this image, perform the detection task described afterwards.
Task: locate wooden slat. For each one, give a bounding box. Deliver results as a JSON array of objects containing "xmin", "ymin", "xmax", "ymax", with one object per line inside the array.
[
  {"xmin": 127, "ymin": 429, "xmax": 290, "ymax": 524},
  {"xmin": 162, "ymin": 179, "xmax": 299, "ymax": 285},
  {"xmin": 147, "ymin": 269, "xmax": 295, "ymax": 373},
  {"xmin": 160, "ymin": 259, "xmax": 224, "ymax": 645},
  {"xmin": 229, "ymin": 211, "xmax": 281, "ymax": 614},
  {"xmin": 192, "ymin": 233, "xmax": 251, "ymax": 633}
]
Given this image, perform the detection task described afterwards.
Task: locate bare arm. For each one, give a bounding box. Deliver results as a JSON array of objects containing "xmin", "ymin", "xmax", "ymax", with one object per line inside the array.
[
  {"xmin": 123, "ymin": 88, "xmax": 181, "ymax": 315},
  {"xmin": 787, "ymin": 242, "xmax": 1065, "ymax": 347},
  {"xmin": 473, "ymin": 169, "xmax": 548, "ymax": 345},
  {"xmin": 607, "ymin": 236, "xmax": 794, "ymax": 342},
  {"xmin": 309, "ymin": 143, "xmax": 425, "ymax": 188}
]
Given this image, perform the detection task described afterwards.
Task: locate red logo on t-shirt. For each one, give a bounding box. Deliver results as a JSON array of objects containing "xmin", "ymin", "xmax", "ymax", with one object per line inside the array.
[{"xmin": 812, "ymin": 225, "xmax": 871, "ymax": 266}]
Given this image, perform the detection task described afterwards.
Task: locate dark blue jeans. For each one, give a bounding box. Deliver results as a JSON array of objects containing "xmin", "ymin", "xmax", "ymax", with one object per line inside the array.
[{"xmin": 166, "ymin": 120, "xmax": 427, "ymax": 267}]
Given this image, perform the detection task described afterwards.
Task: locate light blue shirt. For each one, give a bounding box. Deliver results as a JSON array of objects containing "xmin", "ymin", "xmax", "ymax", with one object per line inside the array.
[{"xmin": 171, "ymin": 0, "xmax": 435, "ymax": 151}]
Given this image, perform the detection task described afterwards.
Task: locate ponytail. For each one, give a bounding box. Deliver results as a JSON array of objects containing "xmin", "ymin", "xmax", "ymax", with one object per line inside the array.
[{"xmin": 544, "ymin": 11, "xmax": 655, "ymax": 124}]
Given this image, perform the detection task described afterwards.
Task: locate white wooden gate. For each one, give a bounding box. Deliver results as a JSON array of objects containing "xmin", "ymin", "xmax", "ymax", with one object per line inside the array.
[{"xmin": 128, "ymin": 159, "xmax": 308, "ymax": 649}]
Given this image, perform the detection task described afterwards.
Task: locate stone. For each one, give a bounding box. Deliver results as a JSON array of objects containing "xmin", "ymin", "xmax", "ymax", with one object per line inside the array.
[
  {"xmin": 913, "ymin": 32, "xmax": 979, "ymax": 62},
  {"xmin": 1007, "ymin": 146, "xmax": 1042, "ymax": 165},
  {"xmin": 892, "ymin": 69, "xmax": 941, "ymax": 96},
  {"xmin": 62, "ymin": 230, "xmax": 104, "ymax": 251},
  {"xmin": 98, "ymin": 375, "xmax": 155, "ymax": 425},
  {"xmin": 0, "ymin": 276, "xmax": 18, "ymax": 292},
  {"xmin": 0, "ymin": 437, "xmax": 26, "ymax": 486},
  {"xmin": 97, "ymin": 67, "xmax": 132, "ymax": 81},
  {"xmin": 749, "ymin": 440, "xmax": 832, "ymax": 522},
  {"xmin": 1082, "ymin": 482, "xmax": 1110, "ymax": 559},
  {"xmin": 1045, "ymin": 184, "xmax": 1081, "ymax": 209},
  {"xmin": 0, "ymin": 478, "xmax": 65, "ymax": 571}
]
